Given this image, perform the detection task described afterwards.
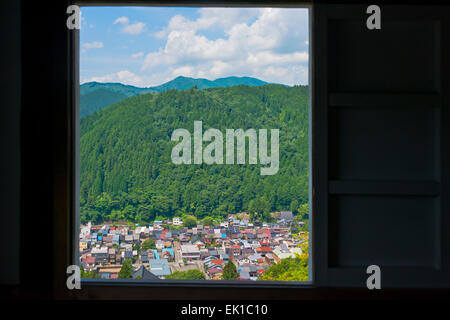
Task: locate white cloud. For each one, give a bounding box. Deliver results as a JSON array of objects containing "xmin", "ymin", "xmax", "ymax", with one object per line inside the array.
[
  {"xmin": 131, "ymin": 52, "xmax": 144, "ymax": 58},
  {"xmin": 87, "ymin": 8, "xmax": 309, "ymax": 87},
  {"xmin": 82, "ymin": 41, "xmax": 103, "ymax": 53},
  {"xmin": 114, "ymin": 16, "xmax": 146, "ymax": 35},
  {"xmin": 84, "ymin": 70, "xmax": 146, "ymax": 87},
  {"xmin": 114, "ymin": 16, "xmax": 129, "ymax": 25},
  {"xmin": 142, "ymin": 8, "xmax": 309, "ymax": 85}
]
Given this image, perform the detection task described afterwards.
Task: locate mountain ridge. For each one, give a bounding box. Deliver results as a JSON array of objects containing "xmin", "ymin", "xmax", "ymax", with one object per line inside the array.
[{"xmin": 80, "ymin": 76, "xmax": 277, "ymax": 118}]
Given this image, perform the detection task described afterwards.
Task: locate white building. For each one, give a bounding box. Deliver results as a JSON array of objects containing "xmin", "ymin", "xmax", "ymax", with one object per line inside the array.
[
  {"xmin": 181, "ymin": 244, "xmax": 201, "ymax": 261},
  {"xmin": 173, "ymin": 217, "xmax": 183, "ymax": 226}
]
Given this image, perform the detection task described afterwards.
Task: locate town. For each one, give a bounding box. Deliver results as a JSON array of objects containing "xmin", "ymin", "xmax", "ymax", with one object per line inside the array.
[{"xmin": 79, "ymin": 211, "xmax": 308, "ymax": 281}]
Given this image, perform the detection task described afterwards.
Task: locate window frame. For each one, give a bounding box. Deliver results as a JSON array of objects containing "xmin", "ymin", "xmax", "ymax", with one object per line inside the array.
[{"xmin": 68, "ymin": 0, "xmax": 316, "ymax": 296}]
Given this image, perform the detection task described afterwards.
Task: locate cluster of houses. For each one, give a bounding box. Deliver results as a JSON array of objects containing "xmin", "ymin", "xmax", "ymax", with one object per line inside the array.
[{"xmin": 79, "ymin": 211, "xmax": 307, "ymax": 281}]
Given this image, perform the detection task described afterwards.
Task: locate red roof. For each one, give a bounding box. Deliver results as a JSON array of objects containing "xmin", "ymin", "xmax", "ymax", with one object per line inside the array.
[
  {"xmin": 256, "ymin": 247, "xmax": 272, "ymax": 253},
  {"xmin": 86, "ymin": 257, "xmax": 95, "ymax": 264},
  {"xmin": 208, "ymin": 267, "xmax": 222, "ymax": 274},
  {"xmin": 211, "ymin": 259, "xmax": 224, "ymax": 265},
  {"xmin": 231, "ymin": 245, "xmax": 240, "ymax": 249}
]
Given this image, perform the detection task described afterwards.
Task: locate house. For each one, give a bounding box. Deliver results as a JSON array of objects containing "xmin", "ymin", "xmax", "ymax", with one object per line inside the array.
[
  {"xmin": 133, "ymin": 265, "xmax": 160, "ymax": 280},
  {"xmin": 231, "ymin": 245, "xmax": 241, "ymax": 256},
  {"xmin": 207, "ymin": 267, "xmax": 223, "ymax": 280},
  {"xmin": 156, "ymin": 240, "xmax": 165, "ymax": 250},
  {"xmin": 238, "ymin": 265, "xmax": 259, "ymax": 280},
  {"xmin": 248, "ymin": 254, "xmax": 263, "ymax": 264},
  {"xmin": 220, "ymin": 222, "xmax": 229, "ymax": 228},
  {"xmin": 147, "ymin": 250, "xmax": 155, "ymax": 260},
  {"xmin": 108, "ymin": 248, "xmax": 117, "ymax": 263},
  {"xmin": 208, "ymin": 248, "xmax": 220, "ymax": 258},
  {"xmin": 181, "ymin": 244, "xmax": 201, "ymax": 261},
  {"xmin": 152, "ymin": 230, "xmax": 162, "ymax": 240},
  {"xmin": 162, "ymin": 248, "xmax": 174, "ymax": 260},
  {"xmin": 278, "ymin": 211, "xmax": 294, "ymax": 222},
  {"xmin": 122, "ymin": 249, "xmax": 135, "ymax": 263},
  {"xmin": 96, "ymin": 265, "xmax": 122, "ymax": 279},
  {"xmin": 172, "ymin": 217, "xmax": 183, "ymax": 226},
  {"xmin": 255, "ymin": 246, "xmax": 272, "ymax": 256},
  {"xmin": 91, "ymin": 246, "xmax": 108, "ymax": 263},
  {"xmin": 79, "ymin": 240, "xmax": 89, "ymax": 252},
  {"xmin": 141, "ymin": 251, "xmax": 149, "ymax": 263},
  {"xmin": 200, "ymin": 248, "xmax": 209, "ymax": 259},
  {"xmin": 148, "ymin": 259, "xmax": 171, "ymax": 279},
  {"xmin": 85, "ymin": 257, "xmax": 96, "ymax": 270},
  {"xmin": 112, "ymin": 234, "xmax": 120, "ymax": 245},
  {"xmin": 220, "ymin": 253, "xmax": 230, "ymax": 262}
]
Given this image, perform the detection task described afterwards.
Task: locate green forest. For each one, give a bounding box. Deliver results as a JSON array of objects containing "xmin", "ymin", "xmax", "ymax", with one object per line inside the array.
[{"xmin": 80, "ymin": 84, "xmax": 309, "ymax": 224}]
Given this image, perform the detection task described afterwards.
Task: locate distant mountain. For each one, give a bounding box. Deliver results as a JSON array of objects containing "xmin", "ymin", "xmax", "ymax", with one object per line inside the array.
[
  {"xmin": 80, "ymin": 82, "xmax": 156, "ymax": 97},
  {"xmin": 149, "ymin": 76, "xmax": 269, "ymax": 92},
  {"xmin": 80, "ymin": 88, "xmax": 128, "ymax": 119},
  {"xmin": 80, "ymin": 76, "xmax": 273, "ymax": 118}
]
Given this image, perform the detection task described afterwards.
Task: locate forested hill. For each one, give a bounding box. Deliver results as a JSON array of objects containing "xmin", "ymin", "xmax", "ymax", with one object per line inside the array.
[
  {"xmin": 80, "ymin": 84, "xmax": 309, "ymax": 224},
  {"xmin": 80, "ymin": 76, "xmax": 271, "ymax": 118}
]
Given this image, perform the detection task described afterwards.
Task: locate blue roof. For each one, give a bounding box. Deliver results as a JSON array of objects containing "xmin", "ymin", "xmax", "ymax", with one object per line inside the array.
[
  {"xmin": 162, "ymin": 248, "xmax": 174, "ymax": 256},
  {"xmin": 151, "ymin": 249, "xmax": 160, "ymax": 259},
  {"xmin": 148, "ymin": 259, "xmax": 171, "ymax": 277}
]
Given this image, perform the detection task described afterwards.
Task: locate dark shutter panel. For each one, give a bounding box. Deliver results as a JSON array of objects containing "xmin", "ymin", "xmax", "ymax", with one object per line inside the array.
[{"xmin": 313, "ymin": 4, "xmax": 450, "ymax": 287}]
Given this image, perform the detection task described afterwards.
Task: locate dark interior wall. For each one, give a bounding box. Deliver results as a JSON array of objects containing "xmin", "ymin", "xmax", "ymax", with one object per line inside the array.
[
  {"xmin": 0, "ymin": 0, "xmax": 21, "ymax": 286},
  {"xmin": 18, "ymin": 0, "xmax": 72, "ymax": 297},
  {"xmin": 313, "ymin": 4, "xmax": 450, "ymax": 288}
]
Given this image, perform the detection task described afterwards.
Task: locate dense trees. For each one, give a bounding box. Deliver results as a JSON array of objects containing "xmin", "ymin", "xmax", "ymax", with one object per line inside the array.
[
  {"xmin": 258, "ymin": 256, "xmax": 308, "ymax": 281},
  {"xmin": 80, "ymin": 265, "xmax": 97, "ymax": 278},
  {"xmin": 141, "ymin": 238, "xmax": 156, "ymax": 251},
  {"xmin": 222, "ymin": 260, "xmax": 239, "ymax": 280},
  {"xmin": 118, "ymin": 258, "xmax": 133, "ymax": 279},
  {"xmin": 80, "ymin": 84, "xmax": 309, "ymax": 224},
  {"xmin": 183, "ymin": 215, "xmax": 198, "ymax": 228},
  {"xmin": 165, "ymin": 269, "xmax": 205, "ymax": 280},
  {"xmin": 259, "ymin": 234, "xmax": 309, "ymax": 281},
  {"xmin": 202, "ymin": 216, "xmax": 215, "ymax": 227}
]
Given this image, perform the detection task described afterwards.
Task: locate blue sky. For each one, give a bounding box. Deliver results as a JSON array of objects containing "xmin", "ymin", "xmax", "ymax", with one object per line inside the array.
[{"xmin": 80, "ymin": 6, "xmax": 309, "ymax": 87}]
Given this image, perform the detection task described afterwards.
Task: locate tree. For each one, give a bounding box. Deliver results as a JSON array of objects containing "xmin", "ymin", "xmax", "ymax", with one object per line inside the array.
[
  {"xmin": 166, "ymin": 269, "xmax": 205, "ymax": 280},
  {"xmin": 202, "ymin": 216, "xmax": 215, "ymax": 227},
  {"xmin": 248, "ymin": 196, "xmax": 271, "ymax": 222},
  {"xmin": 183, "ymin": 215, "xmax": 197, "ymax": 228},
  {"xmin": 118, "ymin": 258, "xmax": 133, "ymax": 279},
  {"xmin": 133, "ymin": 242, "xmax": 141, "ymax": 254},
  {"xmin": 298, "ymin": 203, "xmax": 309, "ymax": 218},
  {"xmin": 80, "ymin": 265, "xmax": 97, "ymax": 278},
  {"xmin": 259, "ymin": 237, "xmax": 309, "ymax": 281},
  {"xmin": 258, "ymin": 256, "xmax": 308, "ymax": 281},
  {"xmin": 290, "ymin": 199, "xmax": 299, "ymax": 214},
  {"xmin": 141, "ymin": 238, "xmax": 156, "ymax": 251},
  {"xmin": 222, "ymin": 260, "xmax": 239, "ymax": 280}
]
